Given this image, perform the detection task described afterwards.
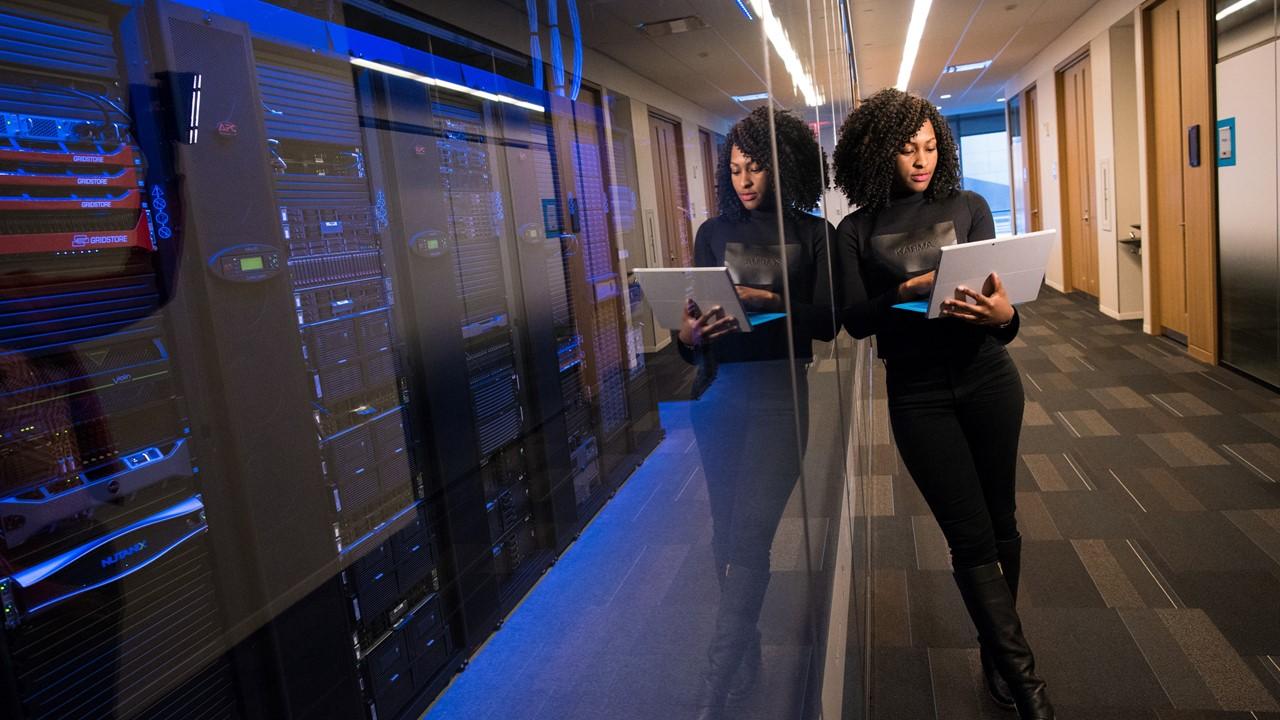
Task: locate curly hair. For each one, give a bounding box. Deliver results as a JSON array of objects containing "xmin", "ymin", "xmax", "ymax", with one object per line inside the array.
[
  {"xmin": 716, "ymin": 106, "xmax": 826, "ymax": 221},
  {"xmin": 831, "ymin": 88, "xmax": 961, "ymax": 211}
]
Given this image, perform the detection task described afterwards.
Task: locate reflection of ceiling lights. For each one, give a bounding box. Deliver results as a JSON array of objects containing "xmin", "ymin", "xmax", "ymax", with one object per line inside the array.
[
  {"xmin": 734, "ymin": 0, "xmax": 754, "ymax": 20},
  {"xmin": 350, "ymin": 57, "xmax": 546, "ymax": 113},
  {"xmin": 896, "ymin": 0, "xmax": 932, "ymax": 90},
  {"xmin": 1216, "ymin": 0, "xmax": 1257, "ymax": 20},
  {"xmin": 944, "ymin": 60, "xmax": 993, "ymax": 74},
  {"xmin": 732, "ymin": 92, "xmax": 770, "ymax": 102},
  {"xmin": 746, "ymin": 0, "xmax": 825, "ymax": 106},
  {"xmin": 940, "ymin": 94, "xmax": 952, "ymax": 99}
]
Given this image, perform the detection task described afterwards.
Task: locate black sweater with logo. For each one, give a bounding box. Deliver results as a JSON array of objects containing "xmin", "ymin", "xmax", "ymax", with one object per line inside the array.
[
  {"xmin": 677, "ymin": 206, "xmax": 837, "ymax": 364},
  {"xmin": 836, "ymin": 190, "xmax": 1019, "ymax": 361}
]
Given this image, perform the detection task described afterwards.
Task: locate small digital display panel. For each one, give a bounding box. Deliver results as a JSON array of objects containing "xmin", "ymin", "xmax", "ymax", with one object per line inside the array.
[{"xmin": 239, "ymin": 256, "xmax": 265, "ymax": 272}]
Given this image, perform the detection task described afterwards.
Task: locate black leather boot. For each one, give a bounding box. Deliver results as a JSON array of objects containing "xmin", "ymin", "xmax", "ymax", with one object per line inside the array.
[
  {"xmin": 726, "ymin": 630, "xmax": 761, "ymax": 702},
  {"xmin": 981, "ymin": 536, "xmax": 1023, "ymax": 709},
  {"xmin": 696, "ymin": 564, "xmax": 771, "ymax": 720},
  {"xmin": 955, "ymin": 562, "xmax": 1054, "ymax": 720}
]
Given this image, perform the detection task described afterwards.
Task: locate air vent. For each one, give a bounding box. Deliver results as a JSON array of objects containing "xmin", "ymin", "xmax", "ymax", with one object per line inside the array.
[{"xmin": 637, "ymin": 15, "xmax": 708, "ymax": 37}]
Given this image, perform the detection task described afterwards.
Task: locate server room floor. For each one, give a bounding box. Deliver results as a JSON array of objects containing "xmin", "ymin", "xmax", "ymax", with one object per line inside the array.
[
  {"xmin": 867, "ymin": 290, "xmax": 1280, "ymax": 720},
  {"xmin": 424, "ymin": 289, "xmax": 1280, "ymax": 720},
  {"xmin": 423, "ymin": 340, "xmax": 842, "ymax": 720}
]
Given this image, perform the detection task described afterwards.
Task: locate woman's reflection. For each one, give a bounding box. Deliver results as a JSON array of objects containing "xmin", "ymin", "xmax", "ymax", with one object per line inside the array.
[{"xmin": 674, "ymin": 107, "xmax": 835, "ymax": 719}]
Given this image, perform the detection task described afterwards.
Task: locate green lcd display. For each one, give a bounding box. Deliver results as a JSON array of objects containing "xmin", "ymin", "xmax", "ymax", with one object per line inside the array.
[{"xmin": 239, "ymin": 256, "xmax": 265, "ymax": 271}]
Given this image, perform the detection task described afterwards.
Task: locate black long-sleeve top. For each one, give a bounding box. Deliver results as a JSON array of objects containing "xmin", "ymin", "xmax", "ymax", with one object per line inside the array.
[
  {"xmin": 677, "ymin": 206, "xmax": 837, "ymax": 364},
  {"xmin": 837, "ymin": 190, "xmax": 1019, "ymax": 361}
]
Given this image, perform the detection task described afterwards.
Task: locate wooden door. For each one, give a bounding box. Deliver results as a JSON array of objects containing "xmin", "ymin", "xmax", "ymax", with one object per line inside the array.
[
  {"xmin": 649, "ymin": 113, "xmax": 692, "ymax": 267},
  {"xmin": 699, "ymin": 128, "xmax": 718, "ymax": 219},
  {"xmin": 1149, "ymin": 0, "xmax": 1189, "ymax": 337},
  {"xmin": 1025, "ymin": 86, "xmax": 1043, "ymax": 231},
  {"xmin": 1058, "ymin": 55, "xmax": 1099, "ymax": 296}
]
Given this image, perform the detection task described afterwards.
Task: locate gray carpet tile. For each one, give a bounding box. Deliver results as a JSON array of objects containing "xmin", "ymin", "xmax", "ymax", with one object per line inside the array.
[{"xmin": 868, "ymin": 288, "xmax": 1280, "ymax": 719}]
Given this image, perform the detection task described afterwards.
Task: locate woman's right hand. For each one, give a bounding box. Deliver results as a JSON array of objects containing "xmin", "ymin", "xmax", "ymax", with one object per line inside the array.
[
  {"xmin": 678, "ymin": 298, "xmax": 740, "ymax": 347},
  {"xmin": 897, "ymin": 271, "xmax": 936, "ymax": 301}
]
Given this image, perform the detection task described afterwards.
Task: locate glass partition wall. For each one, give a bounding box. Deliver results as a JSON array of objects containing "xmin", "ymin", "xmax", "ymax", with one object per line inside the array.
[{"xmin": 0, "ymin": 0, "xmax": 873, "ymax": 718}]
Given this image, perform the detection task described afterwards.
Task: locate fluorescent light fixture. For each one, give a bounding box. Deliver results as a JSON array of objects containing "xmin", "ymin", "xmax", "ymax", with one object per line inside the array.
[
  {"xmin": 735, "ymin": 0, "xmax": 754, "ymax": 20},
  {"xmin": 895, "ymin": 0, "xmax": 933, "ymax": 91},
  {"xmin": 996, "ymin": 97, "xmax": 1006, "ymax": 102},
  {"xmin": 1216, "ymin": 0, "xmax": 1257, "ymax": 20},
  {"xmin": 732, "ymin": 92, "xmax": 770, "ymax": 102},
  {"xmin": 350, "ymin": 57, "xmax": 546, "ymax": 113},
  {"xmin": 944, "ymin": 60, "xmax": 992, "ymax": 74},
  {"xmin": 746, "ymin": 0, "xmax": 825, "ymax": 106},
  {"xmin": 939, "ymin": 93, "xmax": 952, "ymax": 99}
]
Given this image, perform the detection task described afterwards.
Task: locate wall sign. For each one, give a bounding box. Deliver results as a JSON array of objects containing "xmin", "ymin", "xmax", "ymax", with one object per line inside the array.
[{"xmin": 1216, "ymin": 117, "xmax": 1236, "ymax": 167}]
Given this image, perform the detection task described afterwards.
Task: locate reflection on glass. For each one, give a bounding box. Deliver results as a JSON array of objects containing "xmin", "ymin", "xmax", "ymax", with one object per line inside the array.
[
  {"xmin": 0, "ymin": 0, "xmax": 863, "ymax": 718},
  {"xmin": 674, "ymin": 108, "xmax": 834, "ymax": 717}
]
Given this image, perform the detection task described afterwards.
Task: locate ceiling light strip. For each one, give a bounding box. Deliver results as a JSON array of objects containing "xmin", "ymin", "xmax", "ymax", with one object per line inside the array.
[
  {"xmin": 896, "ymin": 0, "xmax": 933, "ymax": 91},
  {"xmin": 746, "ymin": 0, "xmax": 825, "ymax": 106},
  {"xmin": 350, "ymin": 57, "xmax": 546, "ymax": 113},
  {"xmin": 735, "ymin": 0, "xmax": 755, "ymax": 20},
  {"xmin": 944, "ymin": 60, "xmax": 992, "ymax": 74}
]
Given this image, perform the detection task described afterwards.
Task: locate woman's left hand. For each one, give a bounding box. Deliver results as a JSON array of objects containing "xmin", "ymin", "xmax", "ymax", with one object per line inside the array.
[
  {"xmin": 940, "ymin": 272, "xmax": 1015, "ymax": 327},
  {"xmin": 735, "ymin": 285, "xmax": 782, "ymax": 312}
]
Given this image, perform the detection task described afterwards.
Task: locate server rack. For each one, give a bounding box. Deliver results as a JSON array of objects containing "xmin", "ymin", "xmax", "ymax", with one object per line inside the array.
[
  {"xmin": 1, "ymin": 0, "xmax": 666, "ymax": 717},
  {"xmin": 358, "ymin": 69, "xmax": 556, "ymax": 643},
  {"xmin": 251, "ymin": 42, "xmax": 455, "ymax": 720},
  {"xmin": 0, "ymin": 1, "xmax": 237, "ymax": 717}
]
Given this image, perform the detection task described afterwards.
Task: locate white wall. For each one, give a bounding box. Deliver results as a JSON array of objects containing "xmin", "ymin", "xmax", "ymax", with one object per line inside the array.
[
  {"xmin": 1002, "ymin": 0, "xmax": 1147, "ymax": 301},
  {"xmin": 1090, "ymin": 29, "xmax": 1120, "ymax": 311},
  {"xmin": 1088, "ymin": 25, "xmax": 1144, "ymax": 320},
  {"xmin": 1109, "ymin": 24, "xmax": 1145, "ymax": 317}
]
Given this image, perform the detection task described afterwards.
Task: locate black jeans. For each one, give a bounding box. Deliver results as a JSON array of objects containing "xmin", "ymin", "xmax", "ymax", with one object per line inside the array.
[
  {"xmin": 692, "ymin": 359, "xmax": 809, "ymax": 573},
  {"xmin": 885, "ymin": 341, "xmax": 1024, "ymax": 569}
]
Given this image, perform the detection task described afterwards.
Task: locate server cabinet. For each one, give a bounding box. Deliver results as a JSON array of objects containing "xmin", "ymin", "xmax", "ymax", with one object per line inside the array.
[
  {"xmin": 0, "ymin": 1, "xmax": 238, "ymax": 717},
  {"xmin": 358, "ymin": 68, "xmax": 559, "ymax": 642},
  {"xmin": 134, "ymin": 3, "xmax": 454, "ymax": 718},
  {"xmin": 0, "ymin": 0, "xmax": 667, "ymax": 716}
]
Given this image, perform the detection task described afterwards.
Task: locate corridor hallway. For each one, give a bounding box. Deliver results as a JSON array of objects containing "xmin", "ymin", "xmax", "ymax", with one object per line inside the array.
[{"xmin": 867, "ymin": 289, "xmax": 1280, "ymax": 719}]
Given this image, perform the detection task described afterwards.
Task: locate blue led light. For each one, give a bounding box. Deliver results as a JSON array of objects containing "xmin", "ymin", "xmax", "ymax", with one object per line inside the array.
[
  {"xmin": 567, "ymin": 0, "xmax": 583, "ymax": 101},
  {"xmin": 12, "ymin": 495, "xmax": 205, "ymax": 588},
  {"xmin": 735, "ymin": 0, "xmax": 755, "ymax": 20},
  {"xmin": 23, "ymin": 527, "xmax": 208, "ymax": 616},
  {"xmin": 526, "ymin": 0, "xmax": 545, "ymax": 93}
]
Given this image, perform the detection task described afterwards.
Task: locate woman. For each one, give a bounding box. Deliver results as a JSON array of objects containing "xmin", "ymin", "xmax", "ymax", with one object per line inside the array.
[
  {"xmin": 832, "ymin": 89, "xmax": 1053, "ymax": 719},
  {"xmin": 675, "ymin": 106, "xmax": 835, "ymax": 718}
]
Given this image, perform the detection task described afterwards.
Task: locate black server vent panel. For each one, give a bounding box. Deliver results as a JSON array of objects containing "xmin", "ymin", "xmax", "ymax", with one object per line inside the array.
[
  {"xmin": 0, "ymin": 1, "xmax": 118, "ymax": 78},
  {"xmin": 254, "ymin": 48, "xmax": 418, "ymax": 548},
  {"xmin": 571, "ymin": 135, "xmax": 628, "ymax": 440},
  {"xmin": 4, "ymin": 506, "xmax": 235, "ymax": 720},
  {"xmin": 530, "ymin": 115, "xmax": 599, "ymax": 506},
  {"xmin": 431, "ymin": 97, "xmax": 524, "ymax": 460}
]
